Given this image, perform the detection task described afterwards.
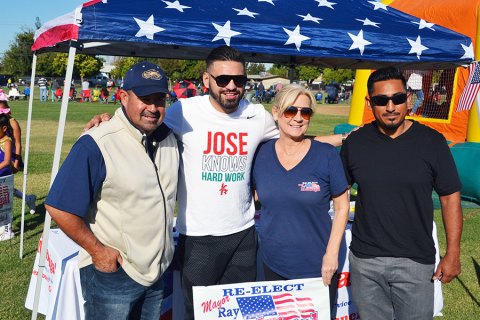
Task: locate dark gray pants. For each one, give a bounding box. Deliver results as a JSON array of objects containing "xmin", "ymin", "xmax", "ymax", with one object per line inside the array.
[
  {"xmin": 177, "ymin": 226, "xmax": 257, "ymax": 320},
  {"xmin": 349, "ymin": 252, "xmax": 434, "ymax": 320}
]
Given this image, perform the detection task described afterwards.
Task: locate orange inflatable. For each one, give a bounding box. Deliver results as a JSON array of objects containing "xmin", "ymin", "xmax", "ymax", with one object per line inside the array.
[{"xmin": 358, "ymin": 0, "xmax": 480, "ymax": 143}]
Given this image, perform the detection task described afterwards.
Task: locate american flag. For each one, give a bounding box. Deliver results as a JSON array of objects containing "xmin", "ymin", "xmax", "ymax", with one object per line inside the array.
[
  {"xmin": 237, "ymin": 293, "xmax": 316, "ymax": 320},
  {"xmin": 457, "ymin": 62, "xmax": 480, "ymax": 112}
]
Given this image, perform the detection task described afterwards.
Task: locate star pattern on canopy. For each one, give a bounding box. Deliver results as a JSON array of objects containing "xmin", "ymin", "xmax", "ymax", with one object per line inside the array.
[
  {"xmin": 412, "ymin": 19, "xmax": 435, "ymax": 31},
  {"xmin": 258, "ymin": 0, "xmax": 275, "ymax": 5},
  {"xmin": 461, "ymin": 43, "xmax": 474, "ymax": 60},
  {"xmin": 356, "ymin": 18, "xmax": 380, "ymax": 28},
  {"xmin": 368, "ymin": 1, "xmax": 388, "ymax": 11},
  {"xmin": 162, "ymin": 0, "xmax": 191, "ymax": 12},
  {"xmin": 66, "ymin": 0, "xmax": 473, "ymax": 67},
  {"xmin": 212, "ymin": 20, "xmax": 241, "ymax": 46},
  {"xmin": 233, "ymin": 8, "xmax": 259, "ymax": 18},
  {"xmin": 134, "ymin": 15, "xmax": 165, "ymax": 40},
  {"xmin": 297, "ymin": 13, "xmax": 322, "ymax": 24},
  {"xmin": 407, "ymin": 35, "xmax": 429, "ymax": 59},
  {"xmin": 283, "ymin": 25, "xmax": 310, "ymax": 51},
  {"xmin": 315, "ymin": 0, "xmax": 336, "ymax": 9},
  {"xmin": 348, "ymin": 29, "xmax": 372, "ymax": 55}
]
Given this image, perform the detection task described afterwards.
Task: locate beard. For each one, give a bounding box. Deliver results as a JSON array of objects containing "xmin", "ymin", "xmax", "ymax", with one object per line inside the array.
[
  {"xmin": 376, "ymin": 112, "xmax": 405, "ymax": 132},
  {"xmin": 209, "ymin": 88, "xmax": 244, "ymax": 113}
]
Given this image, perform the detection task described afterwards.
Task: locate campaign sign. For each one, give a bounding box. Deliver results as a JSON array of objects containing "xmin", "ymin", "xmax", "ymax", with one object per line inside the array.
[
  {"xmin": 0, "ymin": 174, "xmax": 13, "ymax": 226},
  {"xmin": 193, "ymin": 278, "xmax": 330, "ymax": 320},
  {"xmin": 25, "ymin": 229, "xmax": 79, "ymax": 319}
]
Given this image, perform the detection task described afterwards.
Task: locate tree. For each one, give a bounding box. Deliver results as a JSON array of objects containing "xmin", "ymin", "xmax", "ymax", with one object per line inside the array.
[
  {"xmin": 296, "ymin": 66, "xmax": 322, "ymax": 84},
  {"xmin": 322, "ymin": 68, "xmax": 355, "ymax": 84},
  {"xmin": 268, "ymin": 64, "xmax": 289, "ymax": 78},
  {"xmin": 157, "ymin": 59, "xmax": 205, "ymax": 81},
  {"xmin": 37, "ymin": 53, "xmax": 62, "ymax": 77},
  {"xmin": 52, "ymin": 54, "xmax": 103, "ymax": 80},
  {"xmin": 246, "ymin": 63, "xmax": 265, "ymax": 75},
  {"xmin": 110, "ymin": 58, "xmax": 206, "ymax": 83},
  {"xmin": 110, "ymin": 57, "xmax": 141, "ymax": 79},
  {"xmin": 0, "ymin": 30, "xmax": 34, "ymax": 77}
]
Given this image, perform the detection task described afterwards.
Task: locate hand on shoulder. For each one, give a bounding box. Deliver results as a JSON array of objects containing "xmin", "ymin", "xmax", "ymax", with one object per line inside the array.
[{"xmin": 83, "ymin": 113, "xmax": 112, "ymax": 132}]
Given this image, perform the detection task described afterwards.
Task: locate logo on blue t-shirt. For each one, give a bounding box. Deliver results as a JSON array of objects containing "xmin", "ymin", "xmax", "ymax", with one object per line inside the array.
[{"xmin": 298, "ymin": 182, "xmax": 320, "ymax": 192}]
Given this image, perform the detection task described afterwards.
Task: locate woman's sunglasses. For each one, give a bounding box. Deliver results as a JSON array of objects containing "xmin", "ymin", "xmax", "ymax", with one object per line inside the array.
[
  {"xmin": 369, "ymin": 93, "xmax": 408, "ymax": 106},
  {"xmin": 282, "ymin": 106, "xmax": 314, "ymax": 120},
  {"xmin": 208, "ymin": 73, "xmax": 248, "ymax": 87}
]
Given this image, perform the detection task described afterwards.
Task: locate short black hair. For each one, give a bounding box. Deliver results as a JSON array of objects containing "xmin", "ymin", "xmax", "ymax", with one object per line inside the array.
[
  {"xmin": 205, "ymin": 45, "xmax": 246, "ymax": 71},
  {"xmin": 0, "ymin": 100, "xmax": 9, "ymax": 108},
  {"xmin": 367, "ymin": 67, "xmax": 406, "ymax": 95}
]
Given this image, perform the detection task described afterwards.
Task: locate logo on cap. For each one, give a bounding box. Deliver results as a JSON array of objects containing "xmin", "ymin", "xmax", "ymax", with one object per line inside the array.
[{"xmin": 142, "ymin": 69, "xmax": 163, "ymax": 81}]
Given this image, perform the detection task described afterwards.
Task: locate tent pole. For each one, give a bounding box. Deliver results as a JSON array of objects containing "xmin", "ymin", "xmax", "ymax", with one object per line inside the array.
[
  {"xmin": 31, "ymin": 45, "xmax": 77, "ymax": 320},
  {"xmin": 20, "ymin": 54, "xmax": 37, "ymax": 259}
]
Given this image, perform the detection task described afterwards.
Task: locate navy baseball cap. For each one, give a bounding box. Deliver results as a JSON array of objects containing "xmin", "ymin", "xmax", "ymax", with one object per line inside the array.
[{"xmin": 123, "ymin": 61, "xmax": 169, "ymax": 96}]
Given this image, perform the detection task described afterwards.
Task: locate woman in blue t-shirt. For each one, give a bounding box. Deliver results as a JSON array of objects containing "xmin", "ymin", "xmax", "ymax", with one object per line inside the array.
[{"xmin": 252, "ymin": 84, "xmax": 350, "ymax": 312}]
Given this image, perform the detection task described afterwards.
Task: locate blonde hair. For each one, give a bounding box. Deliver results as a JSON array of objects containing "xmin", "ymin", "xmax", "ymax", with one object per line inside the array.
[{"xmin": 273, "ymin": 84, "xmax": 316, "ymax": 114}]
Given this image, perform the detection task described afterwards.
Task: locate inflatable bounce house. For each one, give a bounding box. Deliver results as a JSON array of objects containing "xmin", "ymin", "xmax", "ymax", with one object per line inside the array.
[{"xmin": 337, "ymin": 0, "xmax": 480, "ymax": 204}]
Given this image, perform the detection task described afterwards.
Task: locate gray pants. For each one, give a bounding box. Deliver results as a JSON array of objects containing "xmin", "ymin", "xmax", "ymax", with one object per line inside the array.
[{"xmin": 349, "ymin": 252, "xmax": 434, "ymax": 320}]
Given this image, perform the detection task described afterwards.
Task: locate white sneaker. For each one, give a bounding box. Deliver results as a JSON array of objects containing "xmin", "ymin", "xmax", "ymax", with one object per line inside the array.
[{"xmin": 26, "ymin": 194, "xmax": 37, "ymax": 214}]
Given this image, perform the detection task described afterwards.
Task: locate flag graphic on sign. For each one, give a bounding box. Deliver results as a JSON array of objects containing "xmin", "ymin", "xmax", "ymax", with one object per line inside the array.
[
  {"xmin": 0, "ymin": 185, "xmax": 10, "ymax": 207},
  {"xmin": 457, "ymin": 61, "xmax": 480, "ymax": 112},
  {"xmin": 237, "ymin": 293, "xmax": 316, "ymax": 320}
]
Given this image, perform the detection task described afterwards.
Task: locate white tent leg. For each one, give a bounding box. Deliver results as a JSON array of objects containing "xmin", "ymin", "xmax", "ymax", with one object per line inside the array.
[
  {"xmin": 31, "ymin": 45, "xmax": 77, "ymax": 320},
  {"xmin": 20, "ymin": 54, "xmax": 37, "ymax": 259}
]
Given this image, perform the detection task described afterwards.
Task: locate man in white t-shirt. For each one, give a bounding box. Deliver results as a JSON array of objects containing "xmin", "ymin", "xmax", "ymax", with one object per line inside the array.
[{"xmin": 164, "ymin": 46, "xmax": 276, "ymax": 319}]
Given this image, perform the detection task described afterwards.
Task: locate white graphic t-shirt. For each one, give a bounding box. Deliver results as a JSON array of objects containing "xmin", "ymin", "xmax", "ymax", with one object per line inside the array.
[{"xmin": 165, "ymin": 95, "xmax": 278, "ymax": 236}]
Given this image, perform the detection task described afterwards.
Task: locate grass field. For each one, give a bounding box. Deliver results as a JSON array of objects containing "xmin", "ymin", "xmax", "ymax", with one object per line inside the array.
[{"xmin": 0, "ymin": 97, "xmax": 478, "ymax": 319}]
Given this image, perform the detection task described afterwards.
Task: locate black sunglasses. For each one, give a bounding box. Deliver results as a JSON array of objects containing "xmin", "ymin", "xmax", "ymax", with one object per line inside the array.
[
  {"xmin": 283, "ymin": 106, "xmax": 314, "ymax": 120},
  {"xmin": 208, "ymin": 73, "xmax": 248, "ymax": 88},
  {"xmin": 369, "ymin": 93, "xmax": 408, "ymax": 106}
]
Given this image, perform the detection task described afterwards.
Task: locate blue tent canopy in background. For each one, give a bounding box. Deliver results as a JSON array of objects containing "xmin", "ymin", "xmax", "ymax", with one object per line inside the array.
[{"xmin": 33, "ymin": 0, "xmax": 474, "ymax": 69}]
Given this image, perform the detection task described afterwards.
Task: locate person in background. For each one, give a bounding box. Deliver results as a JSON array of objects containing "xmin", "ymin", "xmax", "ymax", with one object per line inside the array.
[
  {"xmin": 340, "ymin": 67, "xmax": 463, "ymax": 320},
  {"xmin": 0, "ymin": 114, "xmax": 15, "ymax": 241},
  {"xmin": 81, "ymin": 79, "xmax": 91, "ymax": 102},
  {"xmin": 252, "ymin": 84, "xmax": 350, "ymax": 315},
  {"xmin": 45, "ymin": 61, "xmax": 179, "ymax": 319},
  {"xmin": 38, "ymin": 77, "xmax": 48, "ymax": 102},
  {"xmin": 406, "ymin": 70, "xmax": 424, "ymax": 116},
  {"xmin": 24, "ymin": 85, "xmax": 31, "ymax": 100},
  {"xmin": 0, "ymin": 89, "xmax": 8, "ymax": 101},
  {"xmin": 0, "ymin": 101, "xmax": 37, "ymax": 214},
  {"xmin": 51, "ymin": 79, "xmax": 59, "ymax": 102},
  {"xmin": 100, "ymin": 86, "xmax": 109, "ymax": 103},
  {"xmin": 7, "ymin": 86, "xmax": 20, "ymax": 100}
]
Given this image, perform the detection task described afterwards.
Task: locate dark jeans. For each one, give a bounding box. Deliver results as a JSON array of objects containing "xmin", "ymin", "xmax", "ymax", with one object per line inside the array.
[{"xmin": 80, "ymin": 264, "xmax": 164, "ymax": 320}]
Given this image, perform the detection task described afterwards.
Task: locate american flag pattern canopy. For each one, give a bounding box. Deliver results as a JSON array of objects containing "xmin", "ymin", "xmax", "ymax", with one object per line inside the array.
[{"xmin": 33, "ymin": 0, "xmax": 474, "ymax": 69}]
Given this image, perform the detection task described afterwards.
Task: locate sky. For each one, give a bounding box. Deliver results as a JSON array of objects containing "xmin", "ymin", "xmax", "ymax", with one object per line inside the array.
[{"xmin": 0, "ymin": 0, "xmax": 85, "ymax": 58}]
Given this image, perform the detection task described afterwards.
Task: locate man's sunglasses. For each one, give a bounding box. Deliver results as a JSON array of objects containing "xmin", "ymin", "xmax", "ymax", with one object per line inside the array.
[
  {"xmin": 208, "ymin": 73, "xmax": 248, "ymax": 87},
  {"xmin": 369, "ymin": 93, "xmax": 408, "ymax": 106},
  {"xmin": 282, "ymin": 106, "xmax": 314, "ymax": 120}
]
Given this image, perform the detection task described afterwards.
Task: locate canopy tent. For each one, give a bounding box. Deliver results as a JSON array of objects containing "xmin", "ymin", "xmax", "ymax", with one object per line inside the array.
[
  {"xmin": 32, "ymin": 0, "xmax": 473, "ymax": 69},
  {"xmin": 26, "ymin": 0, "xmax": 474, "ymax": 319}
]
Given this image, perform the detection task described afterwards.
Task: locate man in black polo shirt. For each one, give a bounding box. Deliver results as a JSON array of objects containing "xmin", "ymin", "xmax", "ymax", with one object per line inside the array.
[{"xmin": 340, "ymin": 67, "xmax": 463, "ymax": 320}]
